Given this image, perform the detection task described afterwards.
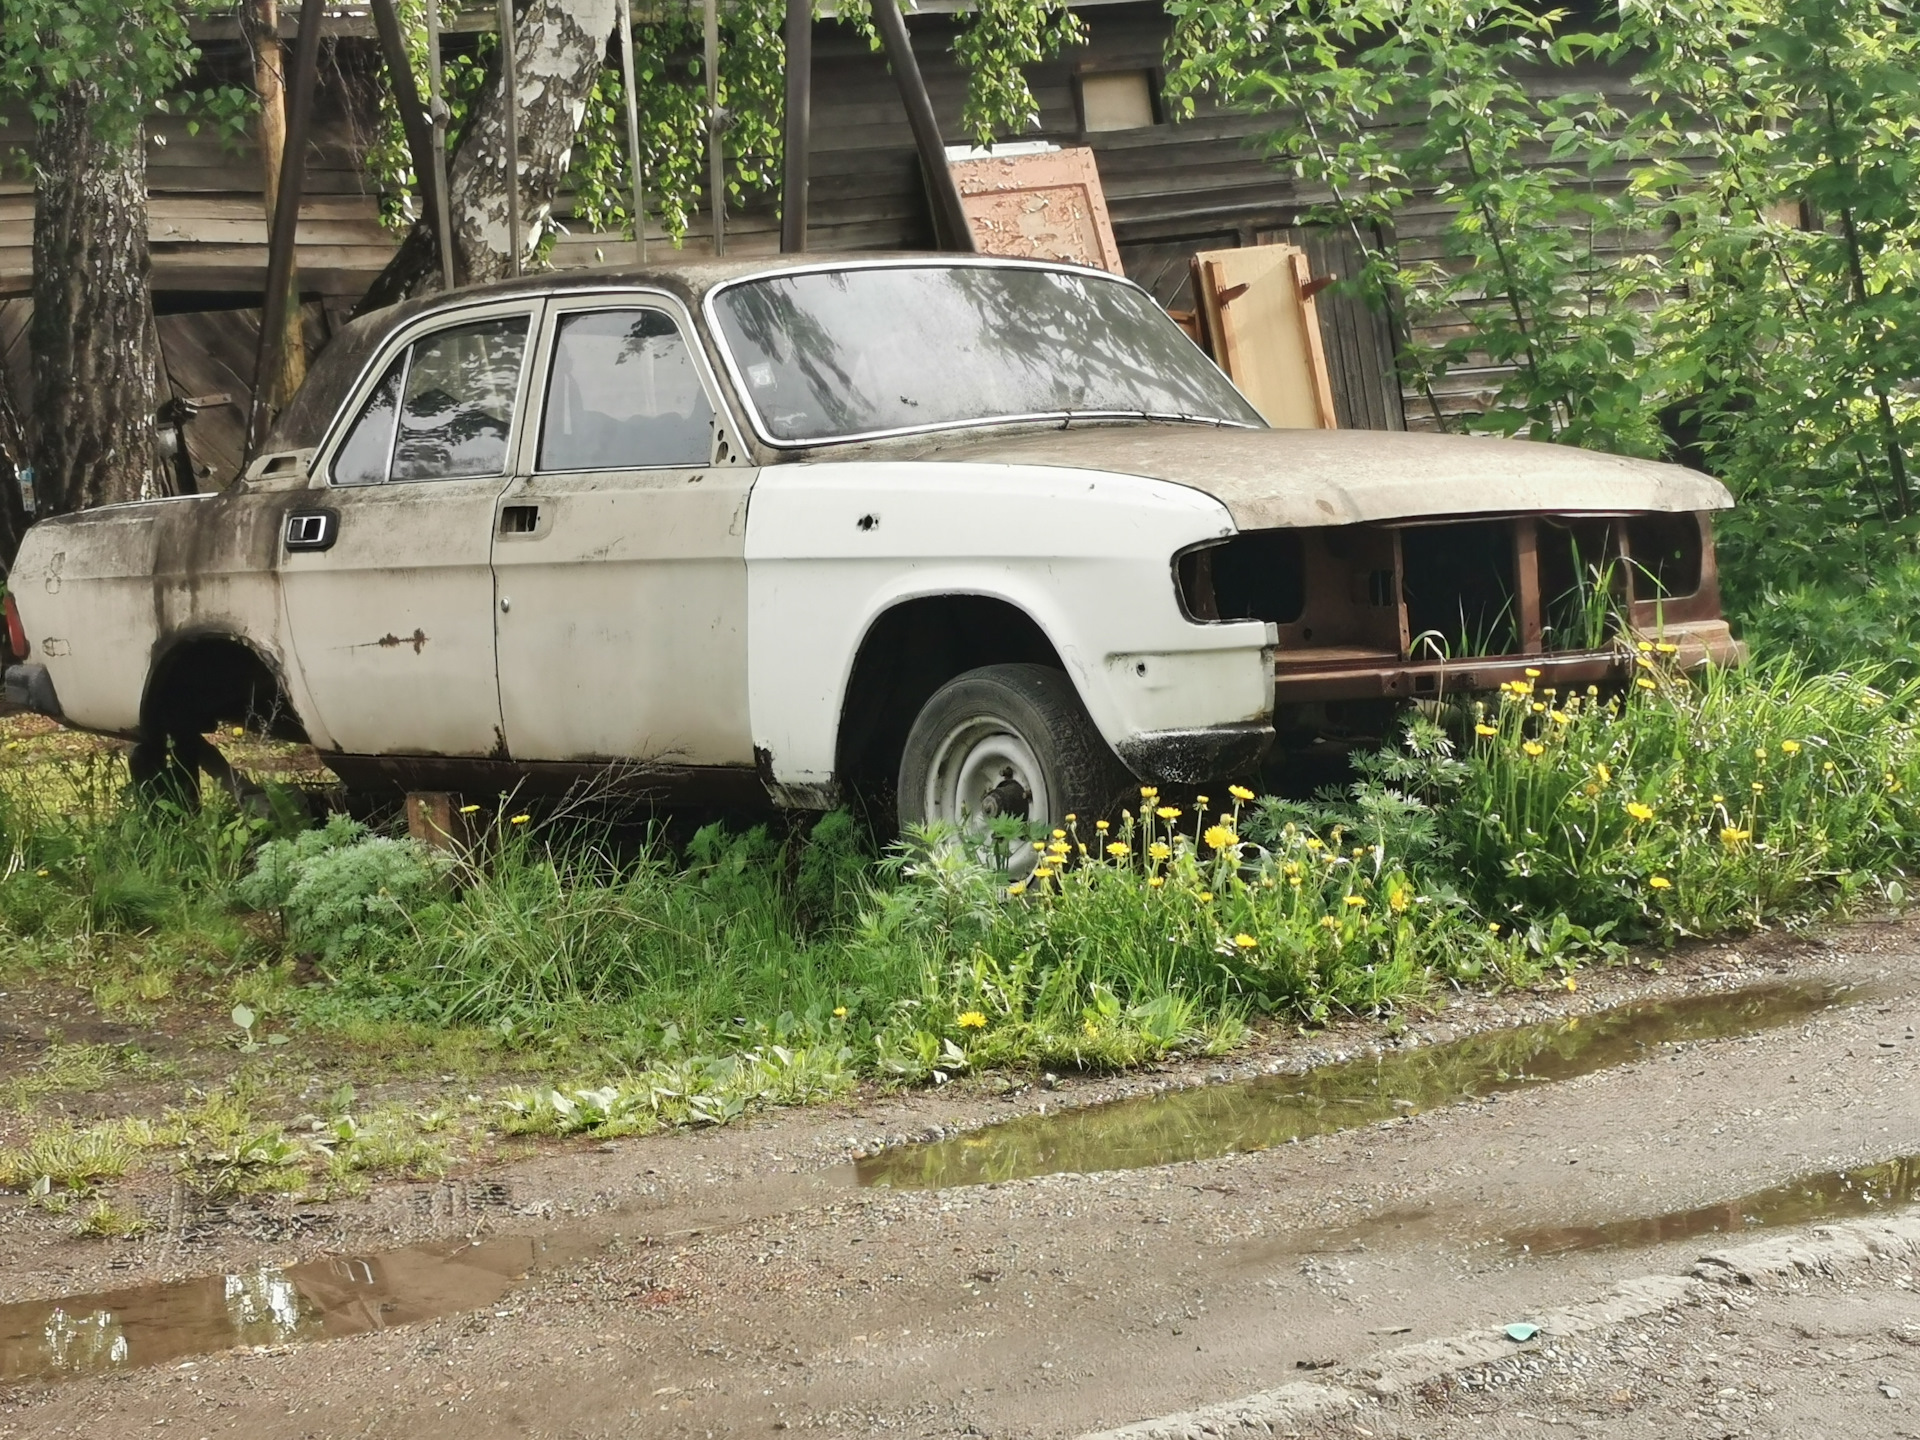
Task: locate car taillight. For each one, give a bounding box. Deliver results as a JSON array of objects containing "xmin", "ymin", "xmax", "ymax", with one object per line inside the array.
[{"xmin": 4, "ymin": 595, "xmax": 26, "ymax": 660}]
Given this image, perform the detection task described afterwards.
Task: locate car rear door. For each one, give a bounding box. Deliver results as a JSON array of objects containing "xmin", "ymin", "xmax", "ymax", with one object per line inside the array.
[
  {"xmin": 489, "ymin": 293, "xmax": 754, "ymax": 765},
  {"xmin": 277, "ymin": 299, "xmax": 538, "ymax": 757}
]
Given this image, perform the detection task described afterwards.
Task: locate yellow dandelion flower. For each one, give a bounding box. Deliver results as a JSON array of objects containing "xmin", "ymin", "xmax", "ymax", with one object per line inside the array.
[
  {"xmin": 1823, "ymin": 761, "xmax": 1836, "ymax": 773},
  {"xmin": 1597, "ymin": 763, "xmax": 1611, "ymax": 784},
  {"xmin": 1719, "ymin": 827, "xmax": 1751, "ymax": 847},
  {"xmin": 1198, "ymin": 891, "xmax": 1214, "ymax": 902},
  {"xmin": 1754, "ymin": 748, "xmax": 1767, "ymax": 762},
  {"xmin": 1781, "ymin": 740, "xmax": 1801, "ymax": 754},
  {"xmin": 1096, "ymin": 819, "xmax": 1110, "ymax": 831},
  {"xmin": 1388, "ymin": 885, "xmax": 1411, "ymax": 913},
  {"xmin": 833, "ymin": 1006, "xmax": 849, "ymax": 1018},
  {"xmin": 1007, "ymin": 880, "xmax": 1029, "ymax": 896},
  {"xmin": 1636, "ymin": 677, "xmax": 1657, "ymax": 691},
  {"xmin": 1352, "ymin": 846, "xmax": 1366, "ymax": 858},
  {"xmin": 1203, "ymin": 825, "xmax": 1238, "ymax": 851},
  {"xmin": 1052, "ymin": 829, "xmax": 1067, "ymax": 840},
  {"xmin": 231, "ymin": 726, "xmax": 245, "ymax": 737},
  {"xmin": 1549, "ymin": 711, "xmax": 1570, "ymax": 726},
  {"xmin": 1648, "ymin": 875, "xmax": 1672, "ymax": 890},
  {"xmin": 1636, "ymin": 655, "xmax": 1655, "ymax": 670},
  {"xmin": 1196, "ymin": 795, "xmax": 1210, "ymax": 808},
  {"xmin": 1531, "ymin": 702, "xmax": 1547, "ymax": 714},
  {"xmin": 1140, "ymin": 785, "xmax": 1159, "ymax": 799},
  {"xmin": 1475, "ymin": 723, "xmax": 1499, "ymax": 737},
  {"xmin": 1626, "ymin": 801, "xmax": 1655, "ymax": 822},
  {"xmin": 1523, "ymin": 741, "xmax": 1546, "ymax": 757},
  {"xmin": 1033, "ymin": 867, "xmax": 1053, "ymax": 879},
  {"xmin": 957, "ymin": 1011, "xmax": 988, "ymax": 1030},
  {"xmin": 1712, "ymin": 793, "xmax": 1725, "ymax": 804},
  {"xmin": 1487, "ymin": 922, "xmax": 1502, "ymax": 935},
  {"xmin": 1229, "ymin": 784, "xmax": 1256, "ymax": 802},
  {"xmin": 1525, "ymin": 667, "xmax": 1542, "ymax": 678},
  {"xmin": 1156, "ymin": 806, "xmax": 1182, "ymax": 821},
  {"xmin": 1636, "ymin": 641, "xmax": 1653, "ymax": 652},
  {"xmin": 1233, "ymin": 933, "xmax": 1258, "ymax": 949},
  {"xmin": 1306, "ymin": 837, "xmax": 1325, "ymax": 851},
  {"xmin": 1752, "ymin": 781, "xmax": 1766, "ymax": 793},
  {"xmin": 1147, "ymin": 876, "xmax": 1165, "ymax": 888},
  {"xmin": 1344, "ymin": 894, "xmax": 1366, "ymax": 909},
  {"xmin": 459, "ymin": 804, "xmax": 480, "ymax": 814},
  {"xmin": 1148, "ymin": 842, "xmax": 1171, "ymax": 861},
  {"xmin": 1564, "ymin": 976, "xmax": 1578, "ymax": 992},
  {"xmin": 509, "ymin": 814, "xmax": 531, "ymax": 825},
  {"xmin": 1064, "ymin": 813, "xmax": 1077, "ymax": 824},
  {"xmin": 1289, "ymin": 876, "xmax": 1302, "ymax": 887},
  {"xmin": 1106, "ymin": 842, "xmax": 1130, "ymax": 858},
  {"xmin": 1655, "ymin": 641, "xmax": 1679, "ymax": 654}
]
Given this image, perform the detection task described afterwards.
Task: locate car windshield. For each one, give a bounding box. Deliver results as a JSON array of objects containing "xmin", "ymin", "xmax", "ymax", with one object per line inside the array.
[{"xmin": 709, "ymin": 263, "xmax": 1263, "ymax": 444}]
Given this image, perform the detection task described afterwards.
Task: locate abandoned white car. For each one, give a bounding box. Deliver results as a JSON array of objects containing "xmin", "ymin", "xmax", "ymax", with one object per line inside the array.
[{"xmin": 1, "ymin": 255, "xmax": 1738, "ymax": 826}]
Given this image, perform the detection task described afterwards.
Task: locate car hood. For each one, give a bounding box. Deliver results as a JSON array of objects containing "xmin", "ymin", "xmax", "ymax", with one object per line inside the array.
[{"xmin": 895, "ymin": 424, "xmax": 1732, "ymax": 529}]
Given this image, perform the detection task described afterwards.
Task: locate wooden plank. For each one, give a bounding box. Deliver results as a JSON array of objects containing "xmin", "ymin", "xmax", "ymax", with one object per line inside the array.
[{"xmin": 1196, "ymin": 243, "xmax": 1337, "ymax": 429}]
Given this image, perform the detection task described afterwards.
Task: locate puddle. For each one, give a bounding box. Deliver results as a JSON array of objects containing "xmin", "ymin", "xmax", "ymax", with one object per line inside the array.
[
  {"xmin": 0, "ymin": 1229, "xmax": 599, "ymax": 1384},
  {"xmin": 857, "ymin": 978, "xmax": 1857, "ymax": 1191},
  {"xmin": 1507, "ymin": 1153, "xmax": 1920, "ymax": 1256}
]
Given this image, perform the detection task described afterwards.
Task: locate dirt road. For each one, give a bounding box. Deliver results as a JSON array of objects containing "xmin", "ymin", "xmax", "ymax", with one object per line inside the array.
[{"xmin": 4, "ymin": 920, "xmax": 1920, "ymax": 1438}]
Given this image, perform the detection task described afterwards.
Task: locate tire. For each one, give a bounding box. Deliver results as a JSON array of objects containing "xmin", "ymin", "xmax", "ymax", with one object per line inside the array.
[{"xmin": 896, "ymin": 663, "xmax": 1132, "ymax": 833}]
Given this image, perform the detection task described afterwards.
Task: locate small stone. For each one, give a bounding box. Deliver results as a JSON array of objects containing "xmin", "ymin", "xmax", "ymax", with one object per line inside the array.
[{"xmin": 1881, "ymin": 1381, "xmax": 1902, "ymax": 1399}]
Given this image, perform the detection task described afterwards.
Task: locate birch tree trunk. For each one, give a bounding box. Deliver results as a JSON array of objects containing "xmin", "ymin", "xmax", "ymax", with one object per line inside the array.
[
  {"xmin": 29, "ymin": 80, "xmax": 160, "ymax": 515},
  {"xmin": 359, "ymin": 0, "xmax": 618, "ymax": 309}
]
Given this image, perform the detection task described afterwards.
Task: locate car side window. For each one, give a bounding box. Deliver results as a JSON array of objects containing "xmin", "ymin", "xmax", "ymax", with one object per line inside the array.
[
  {"xmin": 332, "ymin": 358, "xmax": 403, "ymax": 486},
  {"xmin": 331, "ymin": 314, "xmax": 530, "ymax": 486},
  {"xmin": 538, "ymin": 308, "xmax": 714, "ymax": 472}
]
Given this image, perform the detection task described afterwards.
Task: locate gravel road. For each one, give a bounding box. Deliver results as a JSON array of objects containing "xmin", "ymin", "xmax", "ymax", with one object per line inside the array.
[{"xmin": 4, "ymin": 919, "xmax": 1918, "ymax": 1438}]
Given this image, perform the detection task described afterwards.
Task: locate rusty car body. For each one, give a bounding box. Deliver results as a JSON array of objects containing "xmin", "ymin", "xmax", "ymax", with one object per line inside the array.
[{"xmin": 1, "ymin": 254, "xmax": 1740, "ymax": 826}]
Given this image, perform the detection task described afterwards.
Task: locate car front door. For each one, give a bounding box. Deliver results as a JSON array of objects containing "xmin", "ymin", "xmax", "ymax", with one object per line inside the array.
[
  {"xmin": 278, "ymin": 301, "xmax": 537, "ymax": 757},
  {"xmin": 490, "ymin": 295, "xmax": 754, "ymax": 766}
]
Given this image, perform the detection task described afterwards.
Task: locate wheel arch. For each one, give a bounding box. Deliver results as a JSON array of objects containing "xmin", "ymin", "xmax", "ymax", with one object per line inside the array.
[
  {"xmin": 140, "ymin": 629, "xmax": 310, "ymax": 744},
  {"xmin": 834, "ymin": 593, "xmax": 1070, "ymax": 801}
]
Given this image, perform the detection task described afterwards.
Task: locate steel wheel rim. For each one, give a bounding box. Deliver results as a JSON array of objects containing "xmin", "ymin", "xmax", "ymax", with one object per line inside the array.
[{"xmin": 922, "ymin": 717, "xmax": 1053, "ymax": 833}]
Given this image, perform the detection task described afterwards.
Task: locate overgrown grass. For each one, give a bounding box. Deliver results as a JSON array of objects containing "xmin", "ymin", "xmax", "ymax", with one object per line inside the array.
[{"xmin": 0, "ymin": 651, "xmax": 1914, "ymax": 1167}]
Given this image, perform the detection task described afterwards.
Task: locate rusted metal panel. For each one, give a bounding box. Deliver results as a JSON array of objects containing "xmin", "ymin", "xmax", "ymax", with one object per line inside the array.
[{"xmin": 951, "ymin": 147, "xmax": 1123, "ymax": 273}]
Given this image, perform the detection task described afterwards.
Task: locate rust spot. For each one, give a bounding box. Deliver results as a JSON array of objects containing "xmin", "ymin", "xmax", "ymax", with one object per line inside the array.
[{"xmin": 376, "ymin": 629, "xmax": 428, "ymax": 654}]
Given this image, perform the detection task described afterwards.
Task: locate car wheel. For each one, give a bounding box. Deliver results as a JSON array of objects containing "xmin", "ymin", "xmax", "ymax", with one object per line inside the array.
[{"xmin": 897, "ymin": 664, "xmax": 1132, "ymax": 836}]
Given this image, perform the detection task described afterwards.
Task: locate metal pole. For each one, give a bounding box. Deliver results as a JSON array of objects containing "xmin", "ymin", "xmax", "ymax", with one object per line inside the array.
[
  {"xmin": 425, "ymin": 0, "xmax": 457, "ymax": 287},
  {"xmin": 872, "ymin": 0, "xmax": 973, "ymax": 252},
  {"xmin": 370, "ymin": 0, "xmax": 439, "ymax": 238},
  {"xmin": 780, "ymin": 0, "xmax": 810, "ymax": 252},
  {"xmin": 245, "ymin": 0, "xmax": 326, "ymax": 459},
  {"xmin": 498, "ymin": 0, "xmax": 523, "ymax": 276},
  {"xmin": 617, "ymin": 0, "xmax": 647, "ymax": 264},
  {"xmin": 704, "ymin": 0, "xmax": 725, "ymax": 257}
]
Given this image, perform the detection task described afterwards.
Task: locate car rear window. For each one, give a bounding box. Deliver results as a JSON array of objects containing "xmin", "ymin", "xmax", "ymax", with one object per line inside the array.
[{"xmin": 710, "ymin": 263, "xmax": 1263, "ymax": 444}]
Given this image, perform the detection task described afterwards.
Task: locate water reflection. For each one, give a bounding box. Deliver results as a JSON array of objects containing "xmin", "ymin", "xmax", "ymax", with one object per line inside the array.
[
  {"xmin": 1507, "ymin": 1152, "xmax": 1920, "ymax": 1255},
  {"xmin": 0, "ymin": 1231, "xmax": 596, "ymax": 1384},
  {"xmin": 858, "ymin": 979, "xmax": 1856, "ymax": 1190}
]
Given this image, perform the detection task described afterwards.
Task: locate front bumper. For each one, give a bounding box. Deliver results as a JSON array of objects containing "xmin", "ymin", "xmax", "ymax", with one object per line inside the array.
[{"xmin": 1271, "ymin": 620, "xmax": 1745, "ymax": 705}]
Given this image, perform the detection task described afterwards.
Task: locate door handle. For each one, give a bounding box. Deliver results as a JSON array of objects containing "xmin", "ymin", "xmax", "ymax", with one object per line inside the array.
[
  {"xmin": 500, "ymin": 504, "xmax": 540, "ymax": 535},
  {"xmin": 285, "ymin": 510, "xmax": 338, "ymax": 552}
]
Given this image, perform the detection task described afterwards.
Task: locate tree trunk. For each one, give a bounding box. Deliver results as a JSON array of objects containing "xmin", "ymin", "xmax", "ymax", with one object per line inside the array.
[
  {"xmin": 247, "ymin": 0, "xmax": 308, "ymax": 410},
  {"xmin": 29, "ymin": 81, "xmax": 161, "ymax": 515},
  {"xmin": 358, "ymin": 0, "xmax": 618, "ymax": 309},
  {"xmin": 0, "ymin": 374, "xmax": 35, "ymax": 571}
]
